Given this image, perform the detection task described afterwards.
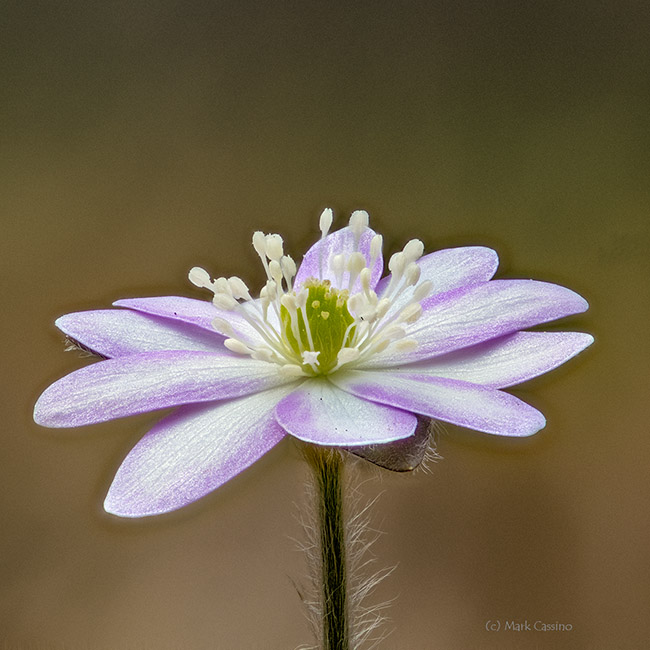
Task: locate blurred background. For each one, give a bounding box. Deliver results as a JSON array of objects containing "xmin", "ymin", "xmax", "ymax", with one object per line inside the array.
[{"xmin": 2, "ymin": 1, "xmax": 649, "ymax": 648}]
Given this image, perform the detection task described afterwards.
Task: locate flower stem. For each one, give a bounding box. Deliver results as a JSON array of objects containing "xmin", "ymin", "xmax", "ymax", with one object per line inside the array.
[{"xmin": 305, "ymin": 445, "xmax": 350, "ymax": 650}]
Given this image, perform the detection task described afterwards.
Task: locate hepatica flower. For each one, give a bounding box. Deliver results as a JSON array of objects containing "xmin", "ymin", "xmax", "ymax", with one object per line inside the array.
[{"xmin": 34, "ymin": 209, "xmax": 592, "ymax": 518}]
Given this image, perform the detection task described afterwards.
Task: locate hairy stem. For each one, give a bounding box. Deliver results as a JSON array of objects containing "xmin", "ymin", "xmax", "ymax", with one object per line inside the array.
[{"xmin": 305, "ymin": 445, "xmax": 349, "ymax": 650}]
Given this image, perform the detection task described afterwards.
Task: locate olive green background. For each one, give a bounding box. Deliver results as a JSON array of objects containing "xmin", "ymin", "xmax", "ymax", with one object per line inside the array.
[{"xmin": 2, "ymin": 1, "xmax": 649, "ymax": 648}]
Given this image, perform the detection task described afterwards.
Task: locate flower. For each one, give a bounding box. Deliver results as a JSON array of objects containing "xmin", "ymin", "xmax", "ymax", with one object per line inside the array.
[{"xmin": 34, "ymin": 209, "xmax": 593, "ymax": 517}]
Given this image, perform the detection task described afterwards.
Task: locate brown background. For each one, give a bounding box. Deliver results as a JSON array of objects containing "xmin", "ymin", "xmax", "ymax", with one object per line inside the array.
[{"xmin": 2, "ymin": 1, "xmax": 649, "ymax": 648}]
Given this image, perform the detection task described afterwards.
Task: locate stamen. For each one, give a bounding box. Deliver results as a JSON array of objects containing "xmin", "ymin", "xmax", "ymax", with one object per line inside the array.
[
  {"xmin": 251, "ymin": 348, "xmax": 275, "ymax": 363},
  {"xmin": 188, "ymin": 266, "xmax": 213, "ymax": 289},
  {"xmin": 268, "ymin": 260, "xmax": 284, "ymax": 288},
  {"xmin": 359, "ymin": 268, "xmax": 372, "ymax": 295},
  {"xmin": 349, "ymin": 210, "xmax": 369, "ymax": 248},
  {"xmin": 318, "ymin": 208, "xmax": 334, "ymax": 279},
  {"xmin": 330, "ymin": 254, "xmax": 345, "ymax": 287},
  {"xmin": 412, "ymin": 279, "xmax": 433, "ymax": 302},
  {"xmin": 404, "ymin": 262, "xmax": 421, "ymax": 287},
  {"xmin": 334, "ymin": 347, "xmax": 361, "ymax": 370},
  {"xmin": 252, "ymin": 231, "xmax": 267, "ymax": 257},
  {"xmin": 370, "ymin": 234, "xmax": 383, "ymax": 267},
  {"xmin": 402, "ymin": 238, "xmax": 424, "ymax": 263},
  {"xmin": 398, "ymin": 302, "xmax": 423, "ymax": 324},
  {"xmin": 281, "ymin": 255, "xmax": 297, "ymax": 290},
  {"xmin": 214, "ymin": 277, "xmax": 232, "ymax": 296},
  {"xmin": 224, "ymin": 338, "xmax": 253, "ymax": 355},
  {"xmin": 395, "ymin": 338, "xmax": 418, "ymax": 352},
  {"xmin": 265, "ymin": 234, "xmax": 284, "ymax": 261},
  {"xmin": 388, "ymin": 251, "xmax": 405, "ymax": 276},
  {"xmin": 319, "ymin": 208, "xmax": 333, "ymax": 238},
  {"xmin": 228, "ymin": 276, "xmax": 251, "ymax": 301},
  {"xmin": 279, "ymin": 364, "xmax": 307, "ymax": 377},
  {"xmin": 346, "ymin": 251, "xmax": 366, "ymax": 290},
  {"xmin": 212, "ymin": 317, "xmax": 235, "ymax": 337},
  {"xmin": 213, "ymin": 293, "xmax": 237, "ymax": 310},
  {"xmin": 375, "ymin": 298, "xmax": 391, "ymax": 320}
]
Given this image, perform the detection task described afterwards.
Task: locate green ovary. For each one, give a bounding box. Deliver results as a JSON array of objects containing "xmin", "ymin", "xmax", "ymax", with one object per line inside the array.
[{"xmin": 281, "ymin": 279, "xmax": 356, "ymax": 374}]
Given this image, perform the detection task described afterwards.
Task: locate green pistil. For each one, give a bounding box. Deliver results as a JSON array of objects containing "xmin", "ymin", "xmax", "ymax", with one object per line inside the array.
[{"xmin": 281, "ymin": 279, "xmax": 356, "ymax": 375}]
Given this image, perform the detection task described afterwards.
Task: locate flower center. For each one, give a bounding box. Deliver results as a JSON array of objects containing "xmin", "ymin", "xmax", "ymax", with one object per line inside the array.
[
  {"xmin": 281, "ymin": 279, "xmax": 355, "ymax": 375},
  {"xmin": 188, "ymin": 208, "xmax": 433, "ymax": 378}
]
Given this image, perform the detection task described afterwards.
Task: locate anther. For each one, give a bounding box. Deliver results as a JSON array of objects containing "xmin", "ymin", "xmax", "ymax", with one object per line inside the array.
[
  {"xmin": 388, "ymin": 251, "xmax": 405, "ymax": 276},
  {"xmin": 265, "ymin": 234, "xmax": 284, "ymax": 261},
  {"xmin": 268, "ymin": 259, "xmax": 284, "ymax": 287},
  {"xmin": 370, "ymin": 234, "xmax": 383, "ymax": 265},
  {"xmin": 402, "ymin": 239, "xmax": 424, "ymax": 263},
  {"xmin": 349, "ymin": 210, "xmax": 369, "ymax": 234},
  {"xmin": 224, "ymin": 338, "xmax": 253, "ymax": 355},
  {"xmin": 252, "ymin": 231, "xmax": 267, "ymax": 257},
  {"xmin": 360, "ymin": 267, "xmax": 372, "ymax": 294},
  {"xmin": 399, "ymin": 303, "xmax": 423, "ymax": 324},
  {"xmin": 212, "ymin": 317, "xmax": 235, "ymax": 337},
  {"xmin": 404, "ymin": 262, "xmax": 421, "ymax": 287},
  {"xmin": 279, "ymin": 364, "xmax": 306, "ymax": 377},
  {"xmin": 319, "ymin": 208, "xmax": 333, "ymax": 237},
  {"xmin": 412, "ymin": 279, "xmax": 433, "ymax": 302},
  {"xmin": 395, "ymin": 339, "xmax": 418, "ymax": 352},
  {"xmin": 330, "ymin": 254, "xmax": 345, "ymax": 286},
  {"xmin": 228, "ymin": 276, "xmax": 251, "ymax": 300},
  {"xmin": 281, "ymin": 255, "xmax": 297, "ymax": 284},
  {"xmin": 188, "ymin": 267, "xmax": 213, "ymax": 289},
  {"xmin": 213, "ymin": 294, "xmax": 237, "ymax": 310},
  {"xmin": 334, "ymin": 347, "xmax": 361, "ymax": 369}
]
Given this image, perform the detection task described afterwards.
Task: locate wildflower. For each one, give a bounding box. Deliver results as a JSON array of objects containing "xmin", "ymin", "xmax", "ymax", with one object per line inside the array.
[{"xmin": 34, "ymin": 209, "xmax": 592, "ymax": 517}]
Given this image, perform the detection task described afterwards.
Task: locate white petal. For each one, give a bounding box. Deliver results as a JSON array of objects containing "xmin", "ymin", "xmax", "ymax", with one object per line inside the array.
[
  {"xmin": 330, "ymin": 369, "xmax": 546, "ymax": 437},
  {"xmin": 274, "ymin": 379, "xmax": 417, "ymax": 445},
  {"xmin": 386, "ymin": 332, "xmax": 594, "ymax": 388},
  {"xmin": 56, "ymin": 309, "xmax": 225, "ymax": 357},
  {"xmin": 365, "ymin": 280, "xmax": 589, "ymax": 366},
  {"xmin": 34, "ymin": 351, "xmax": 296, "ymax": 427},
  {"xmin": 104, "ymin": 387, "xmax": 293, "ymax": 517}
]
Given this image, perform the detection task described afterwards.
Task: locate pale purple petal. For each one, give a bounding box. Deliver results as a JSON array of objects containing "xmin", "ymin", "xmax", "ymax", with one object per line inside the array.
[
  {"xmin": 294, "ymin": 226, "xmax": 383, "ymax": 292},
  {"xmin": 376, "ymin": 246, "xmax": 499, "ymax": 311},
  {"xmin": 388, "ymin": 331, "xmax": 594, "ymax": 388},
  {"xmin": 104, "ymin": 386, "xmax": 292, "ymax": 517},
  {"xmin": 330, "ymin": 370, "xmax": 546, "ymax": 437},
  {"xmin": 113, "ymin": 296, "xmax": 269, "ymax": 347},
  {"xmin": 56, "ymin": 309, "xmax": 226, "ymax": 358},
  {"xmin": 274, "ymin": 379, "xmax": 417, "ymax": 445},
  {"xmin": 34, "ymin": 351, "xmax": 298, "ymax": 428},
  {"xmin": 364, "ymin": 279, "xmax": 590, "ymax": 367}
]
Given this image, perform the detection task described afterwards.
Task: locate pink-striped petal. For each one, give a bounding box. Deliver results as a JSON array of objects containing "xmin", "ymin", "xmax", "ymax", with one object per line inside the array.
[
  {"xmin": 388, "ymin": 331, "xmax": 594, "ymax": 388},
  {"xmin": 330, "ymin": 370, "xmax": 546, "ymax": 437},
  {"xmin": 113, "ymin": 296, "xmax": 269, "ymax": 346},
  {"xmin": 34, "ymin": 351, "xmax": 297, "ymax": 428},
  {"xmin": 294, "ymin": 225, "xmax": 383, "ymax": 292},
  {"xmin": 104, "ymin": 386, "xmax": 292, "ymax": 517},
  {"xmin": 56, "ymin": 309, "xmax": 226, "ymax": 358},
  {"xmin": 364, "ymin": 279, "xmax": 589, "ymax": 367},
  {"xmin": 274, "ymin": 379, "xmax": 417, "ymax": 445}
]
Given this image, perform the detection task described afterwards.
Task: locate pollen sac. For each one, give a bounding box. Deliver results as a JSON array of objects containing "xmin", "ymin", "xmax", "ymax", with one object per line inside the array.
[{"xmin": 281, "ymin": 279, "xmax": 356, "ymax": 374}]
